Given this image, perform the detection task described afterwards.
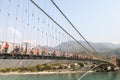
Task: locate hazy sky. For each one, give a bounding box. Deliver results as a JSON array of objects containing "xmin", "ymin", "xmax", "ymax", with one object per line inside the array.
[
  {"xmin": 54, "ymin": 0, "xmax": 120, "ymax": 44},
  {"xmin": 0, "ymin": 0, "xmax": 120, "ymax": 46}
]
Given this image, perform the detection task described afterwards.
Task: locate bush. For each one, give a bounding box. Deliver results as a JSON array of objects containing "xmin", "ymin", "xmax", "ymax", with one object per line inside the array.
[
  {"xmin": 42, "ymin": 64, "xmax": 51, "ymax": 70},
  {"xmin": 78, "ymin": 63, "xmax": 84, "ymax": 67}
]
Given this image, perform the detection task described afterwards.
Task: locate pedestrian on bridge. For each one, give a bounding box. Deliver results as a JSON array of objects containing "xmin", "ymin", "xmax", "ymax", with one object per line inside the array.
[
  {"xmin": 0, "ymin": 44, "xmax": 1, "ymax": 53},
  {"xmin": 5, "ymin": 42, "xmax": 9, "ymax": 53}
]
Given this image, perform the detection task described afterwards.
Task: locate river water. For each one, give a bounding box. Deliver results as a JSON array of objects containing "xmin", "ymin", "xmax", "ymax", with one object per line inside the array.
[{"xmin": 0, "ymin": 72, "xmax": 120, "ymax": 80}]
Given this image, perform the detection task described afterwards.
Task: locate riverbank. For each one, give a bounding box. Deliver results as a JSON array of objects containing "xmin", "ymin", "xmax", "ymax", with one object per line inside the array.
[
  {"xmin": 0, "ymin": 70, "xmax": 82, "ymax": 75},
  {"xmin": 1, "ymin": 71, "xmax": 120, "ymax": 80}
]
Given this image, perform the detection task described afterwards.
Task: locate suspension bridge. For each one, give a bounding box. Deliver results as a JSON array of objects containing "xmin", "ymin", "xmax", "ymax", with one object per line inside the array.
[{"xmin": 0, "ymin": 0, "xmax": 119, "ymax": 79}]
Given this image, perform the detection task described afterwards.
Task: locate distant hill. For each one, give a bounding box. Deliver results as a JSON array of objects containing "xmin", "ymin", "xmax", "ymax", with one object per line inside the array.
[
  {"xmin": 55, "ymin": 40, "xmax": 120, "ymax": 52},
  {"xmin": 105, "ymin": 48, "xmax": 120, "ymax": 57},
  {"xmin": 55, "ymin": 41, "xmax": 120, "ymax": 57}
]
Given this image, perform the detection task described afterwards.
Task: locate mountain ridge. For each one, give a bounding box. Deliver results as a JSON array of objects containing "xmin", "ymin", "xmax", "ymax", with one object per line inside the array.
[
  {"xmin": 55, "ymin": 40, "xmax": 120, "ymax": 57},
  {"xmin": 55, "ymin": 40, "xmax": 120, "ymax": 51}
]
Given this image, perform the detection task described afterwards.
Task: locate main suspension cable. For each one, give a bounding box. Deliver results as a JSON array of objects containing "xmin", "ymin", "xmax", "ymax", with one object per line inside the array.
[
  {"xmin": 51, "ymin": 0, "xmax": 97, "ymax": 53},
  {"xmin": 50, "ymin": 0, "xmax": 108, "ymax": 60},
  {"xmin": 30, "ymin": 0, "xmax": 94, "ymax": 56}
]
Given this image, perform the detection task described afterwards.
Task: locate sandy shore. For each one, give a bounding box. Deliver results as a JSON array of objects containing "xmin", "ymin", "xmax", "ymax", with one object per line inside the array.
[{"xmin": 0, "ymin": 71, "xmax": 82, "ymax": 75}]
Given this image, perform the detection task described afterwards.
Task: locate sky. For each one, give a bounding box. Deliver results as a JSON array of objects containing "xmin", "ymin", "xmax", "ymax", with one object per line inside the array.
[
  {"xmin": 54, "ymin": 0, "xmax": 120, "ymax": 44},
  {"xmin": 0, "ymin": 0, "xmax": 120, "ymax": 47}
]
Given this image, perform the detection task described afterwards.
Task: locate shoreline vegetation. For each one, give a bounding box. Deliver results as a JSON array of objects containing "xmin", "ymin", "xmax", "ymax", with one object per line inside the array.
[
  {"xmin": 0, "ymin": 62, "xmax": 85, "ymax": 74},
  {"xmin": 0, "ymin": 62, "xmax": 119, "ymax": 75}
]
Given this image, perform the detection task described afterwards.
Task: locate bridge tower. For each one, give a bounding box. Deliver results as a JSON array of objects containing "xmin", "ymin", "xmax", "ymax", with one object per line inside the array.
[{"xmin": 111, "ymin": 55, "xmax": 119, "ymax": 67}]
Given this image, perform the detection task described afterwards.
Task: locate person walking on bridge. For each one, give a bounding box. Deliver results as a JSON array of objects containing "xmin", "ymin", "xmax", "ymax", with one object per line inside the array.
[
  {"xmin": 5, "ymin": 42, "xmax": 9, "ymax": 53},
  {"xmin": 0, "ymin": 44, "xmax": 1, "ymax": 54}
]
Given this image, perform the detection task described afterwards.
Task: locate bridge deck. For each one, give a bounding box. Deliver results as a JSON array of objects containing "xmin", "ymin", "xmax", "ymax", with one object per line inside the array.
[{"xmin": 0, "ymin": 53, "xmax": 102, "ymax": 62}]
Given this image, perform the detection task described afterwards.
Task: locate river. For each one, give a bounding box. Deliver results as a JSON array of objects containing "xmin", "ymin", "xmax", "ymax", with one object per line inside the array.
[{"xmin": 0, "ymin": 72, "xmax": 120, "ymax": 80}]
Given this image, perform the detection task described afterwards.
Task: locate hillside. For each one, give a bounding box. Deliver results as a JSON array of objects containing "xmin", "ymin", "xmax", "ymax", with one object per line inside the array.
[
  {"xmin": 55, "ymin": 40, "xmax": 120, "ymax": 52},
  {"xmin": 105, "ymin": 48, "xmax": 120, "ymax": 57}
]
